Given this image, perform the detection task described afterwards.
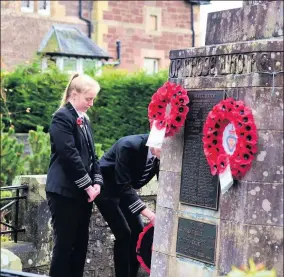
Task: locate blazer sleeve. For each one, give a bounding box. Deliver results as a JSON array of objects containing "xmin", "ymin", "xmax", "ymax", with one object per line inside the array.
[
  {"xmin": 93, "ymin": 154, "xmax": 103, "ymax": 186},
  {"xmin": 49, "ymin": 111, "xmax": 93, "ymax": 190},
  {"xmin": 121, "ymin": 187, "xmax": 146, "ymax": 216}
]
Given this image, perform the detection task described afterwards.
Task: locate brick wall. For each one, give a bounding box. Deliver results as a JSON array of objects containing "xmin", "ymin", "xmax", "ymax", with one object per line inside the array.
[
  {"xmin": 97, "ymin": 0, "xmax": 200, "ymax": 72},
  {"xmin": 1, "ymin": 1, "xmax": 89, "ymax": 70},
  {"xmin": 1, "ymin": 0, "xmax": 200, "ymax": 72}
]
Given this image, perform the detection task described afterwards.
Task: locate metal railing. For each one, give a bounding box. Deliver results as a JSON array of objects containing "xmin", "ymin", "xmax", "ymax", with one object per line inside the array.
[
  {"xmin": 0, "ymin": 269, "xmax": 47, "ymax": 277},
  {"xmin": 0, "ymin": 184, "xmax": 28, "ymax": 243}
]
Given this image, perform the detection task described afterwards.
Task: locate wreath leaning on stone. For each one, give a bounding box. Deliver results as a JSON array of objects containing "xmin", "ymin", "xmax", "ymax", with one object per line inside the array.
[{"xmin": 202, "ymin": 98, "xmax": 258, "ymax": 179}]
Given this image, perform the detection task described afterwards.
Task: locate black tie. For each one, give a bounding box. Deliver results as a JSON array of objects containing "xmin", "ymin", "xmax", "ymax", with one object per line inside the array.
[{"xmin": 137, "ymin": 157, "xmax": 155, "ymax": 186}]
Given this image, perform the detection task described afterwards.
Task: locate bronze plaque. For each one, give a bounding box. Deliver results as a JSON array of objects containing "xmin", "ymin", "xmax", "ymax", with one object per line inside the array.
[
  {"xmin": 180, "ymin": 90, "xmax": 224, "ymax": 210},
  {"xmin": 176, "ymin": 218, "xmax": 217, "ymax": 265}
]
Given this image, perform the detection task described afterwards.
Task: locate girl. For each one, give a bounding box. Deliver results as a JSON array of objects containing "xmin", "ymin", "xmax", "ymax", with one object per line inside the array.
[{"xmin": 46, "ymin": 73, "xmax": 103, "ymax": 277}]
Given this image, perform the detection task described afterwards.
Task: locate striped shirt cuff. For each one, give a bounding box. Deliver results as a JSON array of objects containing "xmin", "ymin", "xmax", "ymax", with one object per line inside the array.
[
  {"xmin": 128, "ymin": 199, "xmax": 146, "ymax": 215},
  {"xmin": 74, "ymin": 173, "xmax": 92, "ymax": 189},
  {"xmin": 94, "ymin": 174, "xmax": 103, "ymax": 186}
]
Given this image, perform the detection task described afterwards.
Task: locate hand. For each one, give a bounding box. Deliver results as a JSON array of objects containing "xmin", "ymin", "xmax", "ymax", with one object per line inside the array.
[
  {"xmin": 93, "ymin": 184, "xmax": 101, "ymax": 196},
  {"xmin": 149, "ymin": 214, "xmax": 155, "ymax": 226},
  {"xmin": 141, "ymin": 208, "xmax": 156, "ymax": 226},
  {"xmin": 85, "ymin": 185, "xmax": 100, "ymax": 202}
]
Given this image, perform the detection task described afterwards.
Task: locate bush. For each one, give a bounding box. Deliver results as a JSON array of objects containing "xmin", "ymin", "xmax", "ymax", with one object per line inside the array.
[
  {"xmin": 0, "ymin": 124, "xmax": 25, "ymax": 186},
  {"xmin": 1, "ymin": 59, "xmax": 168, "ymax": 151},
  {"xmin": 89, "ymin": 69, "xmax": 167, "ymax": 150},
  {"xmin": 1, "ymin": 58, "xmax": 68, "ymax": 132},
  {"xmin": 26, "ymin": 125, "xmax": 51, "ymax": 174},
  {"xmin": 95, "ymin": 143, "xmax": 104, "ymax": 159}
]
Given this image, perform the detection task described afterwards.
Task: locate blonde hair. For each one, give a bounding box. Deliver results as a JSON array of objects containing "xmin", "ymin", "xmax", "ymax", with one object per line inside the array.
[{"xmin": 59, "ymin": 73, "xmax": 101, "ymax": 108}]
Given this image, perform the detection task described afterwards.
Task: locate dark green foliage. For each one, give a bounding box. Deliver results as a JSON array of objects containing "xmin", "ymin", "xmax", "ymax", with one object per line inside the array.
[
  {"xmin": 1, "ymin": 59, "xmax": 68, "ymax": 132},
  {"xmin": 95, "ymin": 143, "xmax": 104, "ymax": 159},
  {"xmin": 2, "ymin": 59, "xmax": 167, "ymax": 151},
  {"xmin": 26, "ymin": 125, "xmax": 51, "ymax": 174},
  {"xmin": 0, "ymin": 124, "xmax": 25, "ymax": 186},
  {"xmin": 89, "ymin": 69, "xmax": 167, "ymax": 150}
]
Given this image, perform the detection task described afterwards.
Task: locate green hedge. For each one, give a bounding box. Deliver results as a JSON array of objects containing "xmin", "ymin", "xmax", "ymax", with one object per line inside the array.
[
  {"xmin": 1, "ymin": 60, "xmax": 167, "ymax": 151},
  {"xmin": 90, "ymin": 69, "xmax": 167, "ymax": 150},
  {"xmin": 1, "ymin": 60, "xmax": 67, "ymax": 132}
]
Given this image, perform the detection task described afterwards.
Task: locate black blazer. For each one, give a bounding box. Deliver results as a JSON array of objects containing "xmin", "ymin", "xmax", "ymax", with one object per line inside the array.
[
  {"xmin": 99, "ymin": 134, "xmax": 159, "ymax": 215},
  {"xmin": 46, "ymin": 102, "xmax": 103, "ymax": 200}
]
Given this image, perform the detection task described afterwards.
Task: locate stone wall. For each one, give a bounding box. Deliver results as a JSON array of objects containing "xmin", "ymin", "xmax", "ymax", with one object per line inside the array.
[
  {"xmin": 2, "ymin": 175, "xmax": 157, "ymax": 276},
  {"xmin": 150, "ymin": 1, "xmax": 283, "ymax": 277},
  {"xmin": 205, "ymin": 1, "xmax": 283, "ymax": 45}
]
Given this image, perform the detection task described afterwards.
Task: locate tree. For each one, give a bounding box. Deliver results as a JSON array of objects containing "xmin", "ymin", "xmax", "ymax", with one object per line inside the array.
[{"xmin": 0, "ymin": 123, "xmax": 25, "ymax": 186}]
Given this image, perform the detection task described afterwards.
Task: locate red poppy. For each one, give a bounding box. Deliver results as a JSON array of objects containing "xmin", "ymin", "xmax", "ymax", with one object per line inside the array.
[
  {"xmin": 176, "ymin": 95, "xmax": 190, "ymax": 105},
  {"xmin": 76, "ymin": 117, "xmax": 83, "ymax": 126}
]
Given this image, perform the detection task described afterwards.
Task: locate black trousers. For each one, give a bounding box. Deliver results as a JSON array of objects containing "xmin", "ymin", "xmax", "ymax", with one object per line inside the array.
[
  {"xmin": 95, "ymin": 189, "xmax": 144, "ymax": 277},
  {"xmin": 47, "ymin": 192, "xmax": 92, "ymax": 277}
]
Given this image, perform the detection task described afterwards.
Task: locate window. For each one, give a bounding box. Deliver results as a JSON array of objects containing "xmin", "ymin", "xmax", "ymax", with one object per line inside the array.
[
  {"xmin": 143, "ymin": 58, "xmax": 159, "ymax": 75},
  {"xmin": 49, "ymin": 57, "xmax": 102, "ymax": 76},
  {"xmin": 83, "ymin": 59, "xmax": 103, "ymax": 76},
  {"xmin": 38, "ymin": 0, "xmax": 50, "ymax": 16},
  {"xmin": 145, "ymin": 7, "xmax": 161, "ymax": 35},
  {"xmin": 21, "ymin": 1, "xmax": 34, "ymax": 13},
  {"xmin": 150, "ymin": 15, "xmax": 158, "ymax": 31},
  {"xmin": 63, "ymin": 58, "xmax": 78, "ymax": 74}
]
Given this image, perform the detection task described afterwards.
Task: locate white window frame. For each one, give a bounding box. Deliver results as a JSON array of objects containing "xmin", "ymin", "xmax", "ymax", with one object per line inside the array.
[
  {"xmin": 52, "ymin": 57, "xmax": 103, "ymax": 75},
  {"xmin": 56, "ymin": 57, "xmax": 64, "ymax": 71},
  {"xmin": 77, "ymin": 59, "xmax": 84, "ymax": 74},
  {"xmin": 143, "ymin": 58, "xmax": 159, "ymax": 75},
  {"xmin": 83, "ymin": 59, "xmax": 103, "ymax": 76},
  {"xmin": 38, "ymin": 0, "xmax": 51, "ymax": 16},
  {"xmin": 21, "ymin": 1, "xmax": 34, "ymax": 13},
  {"xmin": 94, "ymin": 60, "xmax": 103, "ymax": 76},
  {"xmin": 41, "ymin": 57, "xmax": 48, "ymax": 71}
]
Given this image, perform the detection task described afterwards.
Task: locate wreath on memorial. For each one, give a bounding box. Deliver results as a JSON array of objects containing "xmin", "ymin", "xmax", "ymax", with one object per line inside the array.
[
  {"xmin": 202, "ymin": 98, "xmax": 258, "ymax": 179},
  {"xmin": 148, "ymin": 81, "xmax": 189, "ymax": 137}
]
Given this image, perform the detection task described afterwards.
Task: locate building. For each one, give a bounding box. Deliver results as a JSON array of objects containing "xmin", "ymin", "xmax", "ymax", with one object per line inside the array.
[{"xmin": 1, "ymin": 0, "xmax": 206, "ymax": 73}]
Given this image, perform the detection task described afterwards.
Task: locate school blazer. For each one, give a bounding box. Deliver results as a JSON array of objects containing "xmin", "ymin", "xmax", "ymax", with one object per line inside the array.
[
  {"xmin": 99, "ymin": 134, "xmax": 159, "ymax": 215},
  {"xmin": 46, "ymin": 102, "xmax": 103, "ymax": 200}
]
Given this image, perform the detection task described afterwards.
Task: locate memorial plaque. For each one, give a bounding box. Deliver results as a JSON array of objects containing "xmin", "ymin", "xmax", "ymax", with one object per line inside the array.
[
  {"xmin": 180, "ymin": 90, "xmax": 224, "ymax": 210},
  {"xmin": 176, "ymin": 218, "xmax": 217, "ymax": 265}
]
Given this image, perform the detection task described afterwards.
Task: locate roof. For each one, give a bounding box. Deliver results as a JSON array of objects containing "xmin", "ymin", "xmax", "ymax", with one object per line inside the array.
[{"xmin": 38, "ymin": 24, "xmax": 111, "ymax": 60}]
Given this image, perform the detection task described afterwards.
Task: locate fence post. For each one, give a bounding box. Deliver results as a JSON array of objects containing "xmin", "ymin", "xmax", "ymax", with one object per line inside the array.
[{"xmin": 14, "ymin": 189, "xmax": 20, "ymax": 243}]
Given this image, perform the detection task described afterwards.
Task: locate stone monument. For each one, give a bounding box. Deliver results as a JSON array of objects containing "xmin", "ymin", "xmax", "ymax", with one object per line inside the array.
[{"xmin": 151, "ymin": 1, "xmax": 283, "ymax": 276}]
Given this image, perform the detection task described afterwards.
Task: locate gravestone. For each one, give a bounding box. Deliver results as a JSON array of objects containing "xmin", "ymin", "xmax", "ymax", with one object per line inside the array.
[{"xmin": 151, "ymin": 1, "xmax": 283, "ymax": 277}]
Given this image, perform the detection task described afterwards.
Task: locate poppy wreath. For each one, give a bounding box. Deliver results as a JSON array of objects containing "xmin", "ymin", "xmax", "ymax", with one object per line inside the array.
[
  {"xmin": 136, "ymin": 222, "xmax": 154, "ymax": 274},
  {"xmin": 148, "ymin": 81, "xmax": 189, "ymax": 137},
  {"xmin": 202, "ymin": 98, "xmax": 258, "ymax": 179}
]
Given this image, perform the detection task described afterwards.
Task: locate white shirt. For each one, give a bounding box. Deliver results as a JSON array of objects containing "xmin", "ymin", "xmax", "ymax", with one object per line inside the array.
[{"xmin": 75, "ymin": 108, "xmax": 84, "ymax": 119}]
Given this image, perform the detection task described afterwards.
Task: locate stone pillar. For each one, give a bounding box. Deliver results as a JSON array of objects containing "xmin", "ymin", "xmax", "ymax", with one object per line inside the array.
[
  {"xmin": 151, "ymin": 1, "xmax": 283, "ymax": 277},
  {"xmin": 243, "ymin": 1, "xmax": 271, "ymax": 6}
]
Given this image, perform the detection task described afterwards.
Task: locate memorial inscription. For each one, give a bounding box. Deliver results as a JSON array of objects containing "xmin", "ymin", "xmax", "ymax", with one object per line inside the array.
[
  {"xmin": 176, "ymin": 218, "xmax": 217, "ymax": 265},
  {"xmin": 180, "ymin": 90, "xmax": 224, "ymax": 210},
  {"xmin": 169, "ymin": 52, "xmax": 275, "ymax": 78}
]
